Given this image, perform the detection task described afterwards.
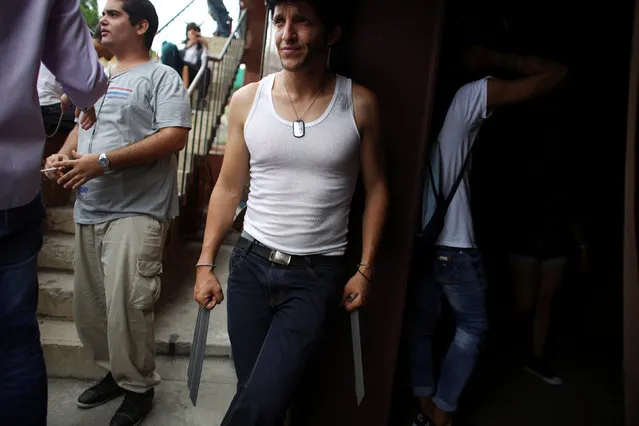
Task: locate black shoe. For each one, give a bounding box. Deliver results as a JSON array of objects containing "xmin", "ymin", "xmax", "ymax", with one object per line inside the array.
[
  {"xmin": 413, "ymin": 411, "xmax": 435, "ymax": 426},
  {"xmin": 77, "ymin": 373, "xmax": 125, "ymax": 409},
  {"xmin": 525, "ymin": 356, "xmax": 563, "ymax": 386},
  {"xmin": 110, "ymin": 388, "xmax": 154, "ymax": 426}
]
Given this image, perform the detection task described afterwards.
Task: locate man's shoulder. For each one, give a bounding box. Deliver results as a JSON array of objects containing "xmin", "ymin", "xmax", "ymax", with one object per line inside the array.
[
  {"xmin": 454, "ymin": 77, "xmax": 490, "ymax": 101},
  {"xmin": 350, "ymin": 79, "xmax": 378, "ymax": 113},
  {"xmin": 229, "ymin": 81, "xmax": 261, "ymax": 113},
  {"xmin": 145, "ymin": 61, "xmax": 182, "ymax": 81}
]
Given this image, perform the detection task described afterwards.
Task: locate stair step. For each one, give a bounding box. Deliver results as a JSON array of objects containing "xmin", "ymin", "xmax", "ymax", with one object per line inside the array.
[
  {"xmin": 38, "ymin": 233, "xmax": 74, "ymax": 271},
  {"xmin": 45, "ymin": 205, "xmax": 75, "ymax": 234},
  {"xmin": 40, "ymin": 319, "xmax": 234, "ymax": 381},
  {"xmin": 38, "ymin": 270, "xmax": 74, "ymax": 320}
]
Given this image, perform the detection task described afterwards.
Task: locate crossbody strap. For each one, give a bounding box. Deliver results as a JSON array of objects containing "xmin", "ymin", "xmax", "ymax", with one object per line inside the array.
[{"xmin": 420, "ymin": 140, "xmax": 478, "ymax": 233}]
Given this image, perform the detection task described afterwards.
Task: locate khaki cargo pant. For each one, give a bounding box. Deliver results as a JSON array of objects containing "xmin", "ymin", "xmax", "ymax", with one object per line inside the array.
[{"xmin": 74, "ymin": 215, "xmax": 168, "ymax": 393}]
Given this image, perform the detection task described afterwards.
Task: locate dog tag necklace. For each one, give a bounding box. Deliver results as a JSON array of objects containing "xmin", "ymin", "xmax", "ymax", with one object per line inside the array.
[{"xmin": 283, "ymin": 76, "xmax": 326, "ymax": 138}]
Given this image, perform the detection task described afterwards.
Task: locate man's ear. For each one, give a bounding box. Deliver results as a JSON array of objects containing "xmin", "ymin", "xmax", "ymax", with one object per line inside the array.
[
  {"xmin": 327, "ymin": 25, "xmax": 342, "ymax": 47},
  {"xmin": 136, "ymin": 19, "xmax": 150, "ymax": 37}
]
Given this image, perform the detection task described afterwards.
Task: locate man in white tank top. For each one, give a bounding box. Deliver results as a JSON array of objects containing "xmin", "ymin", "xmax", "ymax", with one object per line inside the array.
[
  {"xmin": 409, "ymin": 41, "xmax": 568, "ymax": 426},
  {"xmin": 193, "ymin": 1, "xmax": 389, "ymax": 424}
]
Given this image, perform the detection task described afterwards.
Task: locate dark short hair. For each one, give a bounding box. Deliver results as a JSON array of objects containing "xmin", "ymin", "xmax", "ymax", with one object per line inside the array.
[
  {"xmin": 267, "ymin": 0, "xmax": 342, "ymax": 33},
  {"xmin": 186, "ymin": 22, "xmax": 201, "ymax": 33},
  {"xmin": 184, "ymin": 22, "xmax": 202, "ymax": 44},
  {"xmin": 121, "ymin": 0, "xmax": 159, "ymax": 51}
]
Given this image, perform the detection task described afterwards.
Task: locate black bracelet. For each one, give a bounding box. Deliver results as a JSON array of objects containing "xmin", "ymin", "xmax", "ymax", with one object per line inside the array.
[{"xmin": 357, "ymin": 268, "xmax": 372, "ymax": 282}]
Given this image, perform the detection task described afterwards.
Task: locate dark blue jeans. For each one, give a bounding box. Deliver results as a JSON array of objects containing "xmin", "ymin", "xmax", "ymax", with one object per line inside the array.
[
  {"xmin": 207, "ymin": 0, "xmax": 231, "ymax": 37},
  {"xmin": 0, "ymin": 194, "xmax": 47, "ymax": 426},
  {"xmin": 409, "ymin": 246, "xmax": 488, "ymax": 413},
  {"xmin": 221, "ymin": 237, "xmax": 344, "ymax": 426}
]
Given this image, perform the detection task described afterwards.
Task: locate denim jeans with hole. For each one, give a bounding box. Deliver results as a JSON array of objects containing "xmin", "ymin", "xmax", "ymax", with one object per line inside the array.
[
  {"xmin": 409, "ymin": 246, "xmax": 488, "ymax": 412},
  {"xmin": 221, "ymin": 236, "xmax": 344, "ymax": 426},
  {"xmin": 0, "ymin": 193, "xmax": 47, "ymax": 426}
]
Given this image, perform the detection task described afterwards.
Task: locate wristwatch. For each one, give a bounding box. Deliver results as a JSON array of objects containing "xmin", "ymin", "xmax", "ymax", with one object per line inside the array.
[{"xmin": 98, "ymin": 153, "xmax": 111, "ymax": 172}]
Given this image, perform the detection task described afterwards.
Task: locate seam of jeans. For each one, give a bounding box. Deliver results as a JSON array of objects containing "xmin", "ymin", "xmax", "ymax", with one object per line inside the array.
[
  {"xmin": 222, "ymin": 323, "xmax": 274, "ymax": 426},
  {"xmin": 229, "ymin": 249, "xmax": 249, "ymax": 276}
]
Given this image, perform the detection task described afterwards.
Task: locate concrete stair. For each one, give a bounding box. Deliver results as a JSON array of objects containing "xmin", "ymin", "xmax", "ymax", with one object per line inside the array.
[
  {"xmin": 38, "ymin": 270, "xmax": 74, "ymax": 320},
  {"xmin": 38, "ymin": 202, "xmax": 236, "ymax": 387}
]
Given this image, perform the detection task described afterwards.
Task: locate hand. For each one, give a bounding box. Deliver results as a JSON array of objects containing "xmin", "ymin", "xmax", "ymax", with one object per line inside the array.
[
  {"xmin": 75, "ymin": 107, "xmax": 97, "ymax": 130},
  {"xmin": 43, "ymin": 153, "xmax": 70, "ymax": 181},
  {"xmin": 53, "ymin": 150, "xmax": 104, "ymax": 190},
  {"xmin": 60, "ymin": 94, "xmax": 72, "ymax": 113},
  {"xmin": 194, "ymin": 268, "xmax": 225, "ymax": 310},
  {"xmin": 342, "ymin": 272, "xmax": 371, "ymax": 312}
]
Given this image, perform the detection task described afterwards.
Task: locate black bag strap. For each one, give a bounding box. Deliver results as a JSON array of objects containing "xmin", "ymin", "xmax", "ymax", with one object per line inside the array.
[{"xmin": 421, "ymin": 140, "xmax": 478, "ymax": 232}]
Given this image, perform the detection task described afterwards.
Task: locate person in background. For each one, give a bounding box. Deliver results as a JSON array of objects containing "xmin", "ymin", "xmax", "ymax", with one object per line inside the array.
[
  {"xmin": 207, "ymin": 0, "xmax": 233, "ymax": 37},
  {"xmin": 506, "ymin": 111, "xmax": 590, "ymax": 386},
  {"xmin": 39, "ymin": 25, "xmax": 113, "ymax": 141},
  {"xmin": 0, "ymin": 1, "xmax": 107, "ymax": 425},
  {"xmin": 161, "ymin": 22, "xmax": 210, "ymax": 105},
  {"xmin": 409, "ymin": 39, "xmax": 568, "ymax": 426},
  {"xmin": 37, "ymin": 63, "xmax": 78, "ymax": 139}
]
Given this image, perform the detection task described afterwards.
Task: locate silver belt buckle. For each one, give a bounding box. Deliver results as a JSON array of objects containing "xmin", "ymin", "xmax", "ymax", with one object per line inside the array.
[{"xmin": 269, "ymin": 250, "xmax": 291, "ymax": 266}]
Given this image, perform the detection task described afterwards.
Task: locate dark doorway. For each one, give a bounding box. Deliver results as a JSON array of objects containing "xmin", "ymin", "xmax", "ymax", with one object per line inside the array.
[{"xmin": 399, "ymin": 0, "xmax": 634, "ymax": 425}]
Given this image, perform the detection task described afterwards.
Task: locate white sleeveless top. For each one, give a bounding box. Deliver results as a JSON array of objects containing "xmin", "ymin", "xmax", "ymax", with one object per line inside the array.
[{"xmin": 242, "ymin": 73, "xmax": 361, "ymax": 256}]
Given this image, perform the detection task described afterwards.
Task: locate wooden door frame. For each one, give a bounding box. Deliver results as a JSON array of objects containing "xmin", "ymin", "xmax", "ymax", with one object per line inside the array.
[{"xmin": 624, "ymin": 1, "xmax": 639, "ymax": 424}]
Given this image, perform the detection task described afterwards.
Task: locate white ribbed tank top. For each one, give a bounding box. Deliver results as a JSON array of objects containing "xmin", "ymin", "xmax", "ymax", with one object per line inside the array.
[{"xmin": 242, "ymin": 73, "xmax": 361, "ymax": 256}]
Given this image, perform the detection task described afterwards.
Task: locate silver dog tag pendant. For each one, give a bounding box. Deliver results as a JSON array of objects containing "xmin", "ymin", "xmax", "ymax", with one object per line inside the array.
[{"xmin": 293, "ymin": 120, "xmax": 305, "ymax": 138}]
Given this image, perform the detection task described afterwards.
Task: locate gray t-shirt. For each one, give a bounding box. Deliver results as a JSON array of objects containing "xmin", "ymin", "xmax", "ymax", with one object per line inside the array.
[{"xmin": 74, "ymin": 61, "xmax": 191, "ymax": 225}]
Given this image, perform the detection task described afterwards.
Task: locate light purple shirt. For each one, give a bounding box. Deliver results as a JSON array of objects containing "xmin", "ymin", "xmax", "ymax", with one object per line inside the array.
[{"xmin": 0, "ymin": 0, "xmax": 108, "ymax": 210}]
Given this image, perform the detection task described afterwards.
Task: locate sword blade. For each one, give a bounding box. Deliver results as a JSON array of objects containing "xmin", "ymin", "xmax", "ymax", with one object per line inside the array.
[
  {"xmin": 350, "ymin": 309, "xmax": 365, "ymax": 406},
  {"xmin": 187, "ymin": 307, "xmax": 210, "ymax": 406}
]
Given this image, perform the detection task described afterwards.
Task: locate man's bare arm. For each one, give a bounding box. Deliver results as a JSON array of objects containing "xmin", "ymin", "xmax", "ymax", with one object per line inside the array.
[
  {"xmin": 60, "ymin": 126, "xmax": 79, "ymax": 157},
  {"xmin": 196, "ymin": 83, "xmax": 257, "ymax": 265},
  {"xmin": 354, "ymin": 85, "xmax": 389, "ymax": 272},
  {"xmin": 465, "ymin": 45, "xmax": 568, "ymax": 108},
  {"xmin": 484, "ymin": 49, "xmax": 568, "ymax": 108},
  {"xmin": 107, "ymin": 127, "xmax": 188, "ymax": 169},
  {"xmin": 53, "ymin": 126, "xmax": 188, "ymax": 189}
]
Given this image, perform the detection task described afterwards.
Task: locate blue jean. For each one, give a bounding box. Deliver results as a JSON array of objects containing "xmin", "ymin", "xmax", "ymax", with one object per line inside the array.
[
  {"xmin": 207, "ymin": 0, "xmax": 231, "ymax": 37},
  {"xmin": 221, "ymin": 236, "xmax": 344, "ymax": 426},
  {"xmin": 0, "ymin": 194, "xmax": 47, "ymax": 426},
  {"xmin": 409, "ymin": 246, "xmax": 488, "ymax": 412}
]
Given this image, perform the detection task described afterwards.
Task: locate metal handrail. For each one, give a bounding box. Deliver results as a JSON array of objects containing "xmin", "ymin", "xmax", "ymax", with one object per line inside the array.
[
  {"xmin": 188, "ymin": 9, "xmax": 248, "ymax": 96},
  {"xmin": 179, "ymin": 8, "xmax": 249, "ymax": 200},
  {"xmin": 157, "ymin": 0, "xmax": 197, "ymax": 35},
  {"xmin": 210, "ymin": 9, "xmax": 249, "ymax": 60}
]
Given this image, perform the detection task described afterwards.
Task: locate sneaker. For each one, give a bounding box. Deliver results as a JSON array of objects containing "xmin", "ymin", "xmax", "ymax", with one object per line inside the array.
[
  {"xmin": 413, "ymin": 411, "xmax": 435, "ymax": 426},
  {"xmin": 525, "ymin": 357, "xmax": 563, "ymax": 386},
  {"xmin": 110, "ymin": 388, "xmax": 154, "ymax": 426},
  {"xmin": 77, "ymin": 373, "xmax": 125, "ymax": 409}
]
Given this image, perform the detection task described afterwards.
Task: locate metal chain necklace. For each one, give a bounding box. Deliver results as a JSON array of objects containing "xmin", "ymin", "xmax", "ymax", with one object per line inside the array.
[{"xmin": 283, "ymin": 75, "xmax": 327, "ymax": 138}]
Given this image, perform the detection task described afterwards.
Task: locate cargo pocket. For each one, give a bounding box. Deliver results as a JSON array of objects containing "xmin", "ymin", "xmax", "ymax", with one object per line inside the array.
[{"xmin": 130, "ymin": 259, "xmax": 163, "ymax": 310}]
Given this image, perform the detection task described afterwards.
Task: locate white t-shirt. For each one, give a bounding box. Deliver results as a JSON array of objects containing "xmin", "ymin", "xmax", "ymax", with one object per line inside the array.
[
  {"xmin": 37, "ymin": 63, "xmax": 64, "ymax": 106},
  {"xmin": 183, "ymin": 44, "xmax": 207, "ymax": 68},
  {"xmin": 421, "ymin": 77, "xmax": 492, "ymax": 248}
]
